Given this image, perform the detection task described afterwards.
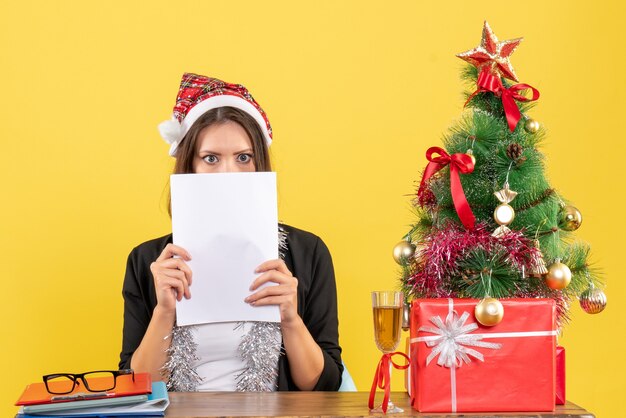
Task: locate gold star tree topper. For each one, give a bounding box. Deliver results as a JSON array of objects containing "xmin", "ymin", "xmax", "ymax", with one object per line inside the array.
[{"xmin": 457, "ymin": 21, "xmax": 523, "ymax": 82}]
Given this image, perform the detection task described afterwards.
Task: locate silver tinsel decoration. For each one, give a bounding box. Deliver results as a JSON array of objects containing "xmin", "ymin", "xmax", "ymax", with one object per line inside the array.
[
  {"xmin": 235, "ymin": 322, "xmax": 283, "ymax": 391},
  {"xmin": 162, "ymin": 227, "xmax": 289, "ymax": 392},
  {"xmin": 278, "ymin": 226, "xmax": 288, "ymax": 259},
  {"xmin": 161, "ymin": 325, "xmax": 202, "ymax": 391}
]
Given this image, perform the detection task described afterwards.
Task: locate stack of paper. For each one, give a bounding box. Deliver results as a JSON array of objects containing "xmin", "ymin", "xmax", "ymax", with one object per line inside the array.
[{"xmin": 170, "ymin": 172, "xmax": 280, "ymax": 325}]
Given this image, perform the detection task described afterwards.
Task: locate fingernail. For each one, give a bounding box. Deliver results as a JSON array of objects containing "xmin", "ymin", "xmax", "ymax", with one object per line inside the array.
[{"xmin": 244, "ymin": 297, "xmax": 249, "ymax": 303}]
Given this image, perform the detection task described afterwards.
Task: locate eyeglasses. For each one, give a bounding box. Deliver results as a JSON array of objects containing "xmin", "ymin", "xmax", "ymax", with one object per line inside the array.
[{"xmin": 42, "ymin": 369, "xmax": 135, "ymax": 394}]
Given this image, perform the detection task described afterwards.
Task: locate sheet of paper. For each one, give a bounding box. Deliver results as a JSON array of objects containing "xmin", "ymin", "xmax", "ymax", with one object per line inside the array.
[{"xmin": 170, "ymin": 172, "xmax": 279, "ymax": 326}]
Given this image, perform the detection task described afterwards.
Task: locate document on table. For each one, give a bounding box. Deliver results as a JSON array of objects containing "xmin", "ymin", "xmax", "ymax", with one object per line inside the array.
[{"xmin": 170, "ymin": 172, "xmax": 279, "ymax": 326}]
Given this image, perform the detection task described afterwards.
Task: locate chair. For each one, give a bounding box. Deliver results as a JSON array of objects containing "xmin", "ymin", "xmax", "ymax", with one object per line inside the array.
[{"xmin": 338, "ymin": 362, "xmax": 357, "ymax": 391}]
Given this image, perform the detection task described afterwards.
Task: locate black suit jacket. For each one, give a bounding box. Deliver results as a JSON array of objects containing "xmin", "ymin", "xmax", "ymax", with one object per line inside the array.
[{"xmin": 119, "ymin": 224, "xmax": 343, "ymax": 391}]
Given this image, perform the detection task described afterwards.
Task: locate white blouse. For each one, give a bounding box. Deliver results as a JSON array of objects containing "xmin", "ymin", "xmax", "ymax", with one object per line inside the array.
[{"xmin": 191, "ymin": 322, "xmax": 278, "ymax": 391}]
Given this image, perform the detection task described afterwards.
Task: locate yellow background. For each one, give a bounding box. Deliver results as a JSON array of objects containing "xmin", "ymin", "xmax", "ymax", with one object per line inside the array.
[{"xmin": 1, "ymin": 1, "xmax": 624, "ymax": 416}]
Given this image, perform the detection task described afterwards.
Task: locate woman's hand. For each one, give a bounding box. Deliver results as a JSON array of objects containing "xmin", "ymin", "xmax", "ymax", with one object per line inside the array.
[
  {"xmin": 245, "ymin": 259, "xmax": 299, "ymax": 325},
  {"xmin": 150, "ymin": 244, "xmax": 193, "ymax": 313}
]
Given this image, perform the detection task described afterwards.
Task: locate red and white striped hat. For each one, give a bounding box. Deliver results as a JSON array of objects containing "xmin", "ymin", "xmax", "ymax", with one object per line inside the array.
[{"xmin": 158, "ymin": 73, "xmax": 273, "ymax": 156}]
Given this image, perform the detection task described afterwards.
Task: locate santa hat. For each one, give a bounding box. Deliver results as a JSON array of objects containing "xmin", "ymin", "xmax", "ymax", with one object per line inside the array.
[{"xmin": 158, "ymin": 73, "xmax": 273, "ymax": 156}]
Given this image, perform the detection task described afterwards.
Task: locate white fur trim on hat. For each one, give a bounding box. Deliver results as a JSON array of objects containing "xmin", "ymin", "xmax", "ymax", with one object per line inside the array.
[
  {"xmin": 158, "ymin": 117, "xmax": 184, "ymax": 156},
  {"xmin": 158, "ymin": 95, "xmax": 272, "ymax": 157}
]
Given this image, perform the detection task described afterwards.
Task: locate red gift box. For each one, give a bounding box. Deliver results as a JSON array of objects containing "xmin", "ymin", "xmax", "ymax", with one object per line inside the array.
[
  {"xmin": 409, "ymin": 298, "xmax": 556, "ymax": 413},
  {"xmin": 556, "ymin": 346, "xmax": 566, "ymax": 405}
]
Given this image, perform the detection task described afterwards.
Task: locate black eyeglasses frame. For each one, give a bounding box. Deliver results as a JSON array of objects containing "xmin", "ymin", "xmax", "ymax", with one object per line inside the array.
[{"xmin": 42, "ymin": 369, "xmax": 135, "ymax": 394}]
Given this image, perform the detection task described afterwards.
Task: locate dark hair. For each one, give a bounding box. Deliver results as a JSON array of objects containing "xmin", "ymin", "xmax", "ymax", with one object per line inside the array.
[
  {"xmin": 173, "ymin": 107, "xmax": 271, "ymax": 174},
  {"xmin": 167, "ymin": 107, "xmax": 272, "ymax": 215}
]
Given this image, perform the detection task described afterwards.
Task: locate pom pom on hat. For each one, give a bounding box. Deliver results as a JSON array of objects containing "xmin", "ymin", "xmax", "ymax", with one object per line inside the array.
[
  {"xmin": 158, "ymin": 73, "xmax": 273, "ymax": 157},
  {"xmin": 158, "ymin": 117, "xmax": 184, "ymax": 156}
]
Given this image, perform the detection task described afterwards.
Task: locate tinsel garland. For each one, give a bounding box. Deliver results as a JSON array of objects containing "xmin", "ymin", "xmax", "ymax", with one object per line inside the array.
[
  {"xmin": 162, "ymin": 226, "xmax": 289, "ymax": 392},
  {"xmin": 235, "ymin": 322, "xmax": 283, "ymax": 391},
  {"xmin": 278, "ymin": 225, "xmax": 288, "ymax": 259},
  {"xmin": 408, "ymin": 221, "xmax": 570, "ymax": 325},
  {"xmin": 161, "ymin": 325, "xmax": 202, "ymax": 391},
  {"xmin": 408, "ymin": 222, "xmax": 536, "ymax": 298}
]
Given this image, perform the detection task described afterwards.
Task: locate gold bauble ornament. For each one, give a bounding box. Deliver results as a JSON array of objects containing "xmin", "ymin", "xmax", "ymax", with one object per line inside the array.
[
  {"xmin": 524, "ymin": 118, "xmax": 540, "ymax": 133},
  {"xmin": 393, "ymin": 240, "xmax": 416, "ymax": 264},
  {"xmin": 558, "ymin": 205, "xmax": 583, "ymax": 231},
  {"xmin": 579, "ymin": 286, "xmax": 607, "ymax": 314},
  {"xmin": 474, "ymin": 297, "xmax": 504, "ymax": 326},
  {"xmin": 466, "ymin": 149, "xmax": 476, "ymax": 166},
  {"xmin": 545, "ymin": 261, "xmax": 572, "ymax": 290}
]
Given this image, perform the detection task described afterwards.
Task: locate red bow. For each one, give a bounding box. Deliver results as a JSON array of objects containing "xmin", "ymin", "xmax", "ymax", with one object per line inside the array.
[
  {"xmin": 417, "ymin": 147, "xmax": 476, "ymax": 229},
  {"xmin": 467, "ymin": 68, "xmax": 540, "ymax": 131},
  {"xmin": 368, "ymin": 352, "xmax": 410, "ymax": 413}
]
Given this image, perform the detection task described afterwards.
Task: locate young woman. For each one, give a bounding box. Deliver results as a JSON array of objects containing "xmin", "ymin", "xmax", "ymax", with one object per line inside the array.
[{"xmin": 119, "ymin": 74, "xmax": 343, "ymax": 391}]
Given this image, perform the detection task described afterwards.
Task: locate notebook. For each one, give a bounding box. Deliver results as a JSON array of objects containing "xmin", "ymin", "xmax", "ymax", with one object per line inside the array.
[
  {"xmin": 22, "ymin": 394, "xmax": 149, "ymax": 414},
  {"xmin": 16, "ymin": 373, "xmax": 152, "ymax": 406}
]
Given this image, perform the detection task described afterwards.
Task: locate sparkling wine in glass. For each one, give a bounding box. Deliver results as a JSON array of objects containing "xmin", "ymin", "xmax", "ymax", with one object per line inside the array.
[{"xmin": 371, "ymin": 291, "xmax": 404, "ymax": 414}]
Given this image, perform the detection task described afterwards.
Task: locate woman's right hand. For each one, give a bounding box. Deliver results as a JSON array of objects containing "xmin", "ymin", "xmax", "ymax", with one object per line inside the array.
[{"xmin": 149, "ymin": 243, "xmax": 193, "ymax": 313}]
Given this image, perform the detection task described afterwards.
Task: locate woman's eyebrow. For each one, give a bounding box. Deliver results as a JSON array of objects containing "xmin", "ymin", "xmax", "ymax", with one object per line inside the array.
[{"xmin": 198, "ymin": 149, "xmax": 253, "ymax": 154}]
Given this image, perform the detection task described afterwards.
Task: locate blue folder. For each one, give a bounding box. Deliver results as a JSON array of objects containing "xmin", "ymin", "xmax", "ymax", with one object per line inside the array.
[{"xmin": 16, "ymin": 381, "xmax": 168, "ymax": 418}]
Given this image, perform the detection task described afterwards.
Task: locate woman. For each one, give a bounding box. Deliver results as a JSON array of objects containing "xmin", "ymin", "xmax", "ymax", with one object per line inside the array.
[{"xmin": 119, "ymin": 73, "xmax": 343, "ymax": 391}]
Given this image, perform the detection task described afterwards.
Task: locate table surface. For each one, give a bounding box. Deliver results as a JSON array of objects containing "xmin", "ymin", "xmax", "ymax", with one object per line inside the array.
[{"xmin": 164, "ymin": 391, "xmax": 594, "ymax": 418}]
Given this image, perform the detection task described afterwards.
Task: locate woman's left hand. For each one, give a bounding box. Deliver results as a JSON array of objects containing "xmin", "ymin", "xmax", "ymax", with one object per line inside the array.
[{"xmin": 245, "ymin": 259, "xmax": 299, "ymax": 325}]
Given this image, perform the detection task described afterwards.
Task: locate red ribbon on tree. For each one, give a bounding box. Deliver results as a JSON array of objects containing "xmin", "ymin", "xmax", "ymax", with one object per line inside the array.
[
  {"xmin": 466, "ymin": 67, "xmax": 540, "ymax": 131},
  {"xmin": 368, "ymin": 352, "xmax": 410, "ymax": 413},
  {"xmin": 417, "ymin": 147, "xmax": 476, "ymax": 230}
]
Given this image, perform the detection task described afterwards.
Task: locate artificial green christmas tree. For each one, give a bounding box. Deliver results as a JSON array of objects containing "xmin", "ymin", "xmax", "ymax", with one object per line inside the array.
[{"xmin": 396, "ymin": 21, "xmax": 606, "ymax": 326}]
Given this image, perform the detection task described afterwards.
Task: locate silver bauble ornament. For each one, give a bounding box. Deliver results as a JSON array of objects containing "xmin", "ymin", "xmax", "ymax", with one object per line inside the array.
[
  {"xmin": 393, "ymin": 240, "xmax": 416, "ymax": 264},
  {"xmin": 474, "ymin": 297, "xmax": 504, "ymax": 326},
  {"xmin": 579, "ymin": 286, "xmax": 607, "ymax": 314}
]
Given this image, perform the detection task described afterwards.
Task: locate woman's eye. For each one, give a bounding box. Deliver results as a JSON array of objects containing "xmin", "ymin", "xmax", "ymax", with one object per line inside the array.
[
  {"xmin": 203, "ymin": 155, "xmax": 218, "ymax": 164},
  {"xmin": 237, "ymin": 154, "xmax": 253, "ymax": 163}
]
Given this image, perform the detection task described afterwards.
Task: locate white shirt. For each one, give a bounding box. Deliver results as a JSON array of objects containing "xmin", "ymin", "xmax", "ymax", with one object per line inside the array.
[{"xmin": 192, "ymin": 322, "xmax": 278, "ymax": 391}]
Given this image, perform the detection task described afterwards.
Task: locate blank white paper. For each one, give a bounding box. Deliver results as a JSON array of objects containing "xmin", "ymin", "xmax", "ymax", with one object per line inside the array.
[{"xmin": 170, "ymin": 172, "xmax": 280, "ymax": 326}]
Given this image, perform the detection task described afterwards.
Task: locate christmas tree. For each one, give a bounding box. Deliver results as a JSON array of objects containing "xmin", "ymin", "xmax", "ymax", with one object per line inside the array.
[{"xmin": 396, "ymin": 21, "xmax": 606, "ymax": 327}]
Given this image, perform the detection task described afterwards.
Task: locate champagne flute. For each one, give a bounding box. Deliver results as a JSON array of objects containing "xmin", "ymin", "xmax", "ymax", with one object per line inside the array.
[{"xmin": 371, "ymin": 291, "xmax": 404, "ymax": 414}]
